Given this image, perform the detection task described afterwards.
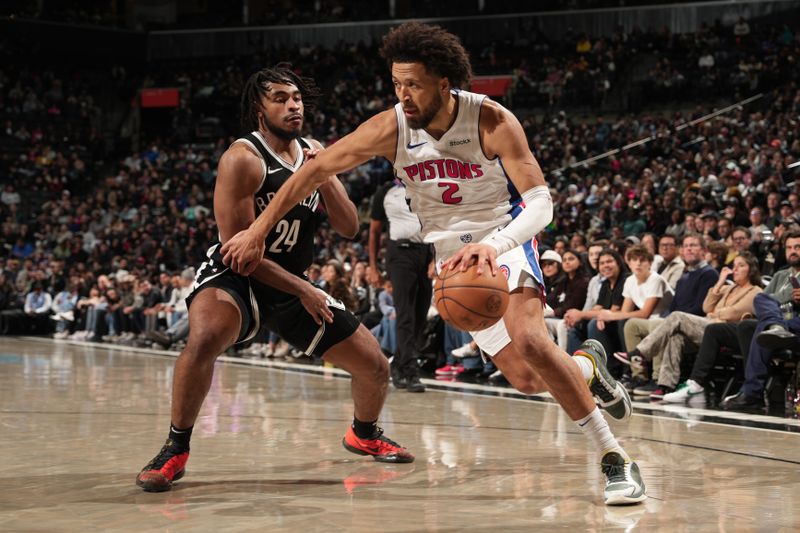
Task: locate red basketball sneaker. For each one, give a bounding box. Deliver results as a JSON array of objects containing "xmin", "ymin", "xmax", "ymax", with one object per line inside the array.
[
  {"xmin": 342, "ymin": 426, "xmax": 415, "ymax": 463},
  {"xmin": 136, "ymin": 439, "xmax": 189, "ymax": 492}
]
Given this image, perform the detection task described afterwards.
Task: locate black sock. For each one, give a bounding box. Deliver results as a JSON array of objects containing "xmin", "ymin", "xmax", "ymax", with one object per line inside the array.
[
  {"xmin": 352, "ymin": 417, "xmax": 378, "ymax": 439},
  {"xmin": 629, "ymin": 348, "xmax": 641, "ymax": 358},
  {"xmin": 169, "ymin": 424, "xmax": 193, "ymax": 451}
]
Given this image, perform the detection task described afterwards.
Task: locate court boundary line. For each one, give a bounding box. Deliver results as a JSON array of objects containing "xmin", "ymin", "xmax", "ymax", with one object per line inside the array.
[{"xmin": 14, "ymin": 336, "xmax": 800, "ymax": 435}]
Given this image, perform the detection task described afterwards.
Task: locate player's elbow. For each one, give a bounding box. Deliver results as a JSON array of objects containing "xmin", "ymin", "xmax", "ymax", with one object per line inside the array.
[{"xmin": 338, "ymin": 219, "xmax": 360, "ymax": 239}]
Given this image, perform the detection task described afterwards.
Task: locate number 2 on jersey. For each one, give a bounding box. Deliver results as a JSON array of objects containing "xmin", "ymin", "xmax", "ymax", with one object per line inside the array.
[
  {"xmin": 438, "ymin": 183, "xmax": 462, "ymax": 205},
  {"xmin": 268, "ymin": 219, "xmax": 300, "ymax": 253}
]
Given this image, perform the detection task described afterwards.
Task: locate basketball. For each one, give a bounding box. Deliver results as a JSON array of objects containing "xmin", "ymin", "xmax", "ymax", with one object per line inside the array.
[{"xmin": 434, "ymin": 264, "xmax": 509, "ymax": 331}]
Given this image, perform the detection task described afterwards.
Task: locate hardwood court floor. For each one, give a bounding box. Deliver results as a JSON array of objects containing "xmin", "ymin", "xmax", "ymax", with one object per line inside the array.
[{"xmin": 1, "ymin": 337, "xmax": 799, "ymax": 532}]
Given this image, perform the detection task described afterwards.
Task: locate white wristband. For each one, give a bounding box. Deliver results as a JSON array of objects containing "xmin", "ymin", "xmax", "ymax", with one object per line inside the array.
[{"xmin": 482, "ymin": 185, "xmax": 553, "ymax": 256}]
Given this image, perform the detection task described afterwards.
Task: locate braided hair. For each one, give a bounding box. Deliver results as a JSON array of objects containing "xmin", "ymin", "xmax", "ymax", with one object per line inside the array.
[{"xmin": 240, "ymin": 63, "xmax": 321, "ymax": 133}]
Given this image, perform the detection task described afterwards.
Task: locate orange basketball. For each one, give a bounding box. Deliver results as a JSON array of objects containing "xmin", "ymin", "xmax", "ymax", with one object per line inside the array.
[{"xmin": 434, "ymin": 264, "xmax": 509, "ymax": 331}]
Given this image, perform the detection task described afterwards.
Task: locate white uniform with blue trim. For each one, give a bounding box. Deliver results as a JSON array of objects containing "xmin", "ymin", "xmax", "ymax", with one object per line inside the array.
[{"xmin": 392, "ymin": 89, "xmax": 544, "ymax": 356}]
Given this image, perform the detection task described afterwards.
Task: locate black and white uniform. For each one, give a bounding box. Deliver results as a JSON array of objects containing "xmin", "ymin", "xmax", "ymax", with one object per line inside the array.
[
  {"xmin": 371, "ymin": 181, "xmax": 432, "ymax": 380},
  {"xmin": 187, "ymin": 131, "xmax": 359, "ymax": 355}
]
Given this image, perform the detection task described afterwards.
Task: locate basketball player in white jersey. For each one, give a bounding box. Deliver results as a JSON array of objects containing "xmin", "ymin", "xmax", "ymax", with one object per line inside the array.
[{"xmin": 221, "ymin": 23, "xmax": 646, "ymax": 505}]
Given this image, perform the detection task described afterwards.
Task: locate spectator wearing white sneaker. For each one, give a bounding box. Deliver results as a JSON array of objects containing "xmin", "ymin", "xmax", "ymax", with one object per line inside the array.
[
  {"xmin": 51, "ymin": 283, "xmax": 78, "ymax": 338},
  {"xmin": 662, "ymin": 252, "xmax": 763, "ymax": 403},
  {"xmin": 72, "ymin": 287, "xmax": 103, "ymax": 340},
  {"xmin": 619, "ymin": 233, "xmax": 717, "ymax": 391}
]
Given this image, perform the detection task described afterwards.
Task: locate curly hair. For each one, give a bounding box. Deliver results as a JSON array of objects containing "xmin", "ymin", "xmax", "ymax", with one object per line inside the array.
[
  {"xmin": 240, "ymin": 62, "xmax": 322, "ymax": 132},
  {"xmin": 380, "ymin": 22, "xmax": 473, "ymax": 88}
]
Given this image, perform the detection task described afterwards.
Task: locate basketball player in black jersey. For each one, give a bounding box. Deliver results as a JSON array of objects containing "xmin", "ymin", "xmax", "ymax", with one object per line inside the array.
[{"xmin": 136, "ymin": 65, "xmax": 413, "ymax": 493}]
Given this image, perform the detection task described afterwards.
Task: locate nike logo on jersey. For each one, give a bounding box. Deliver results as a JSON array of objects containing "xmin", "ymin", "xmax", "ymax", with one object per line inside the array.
[
  {"xmin": 267, "ymin": 167, "xmax": 283, "ymax": 174},
  {"xmin": 402, "ymin": 158, "xmax": 484, "ymax": 182},
  {"xmin": 406, "ymin": 141, "xmax": 427, "ymax": 149}
]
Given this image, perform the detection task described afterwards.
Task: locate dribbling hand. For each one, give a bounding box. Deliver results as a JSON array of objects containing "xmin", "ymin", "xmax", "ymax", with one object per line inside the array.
[
  {"xmin": 221, "ymin": 229, "xmax": 265, "ymax": 276},
  {"xmin": 442, "ymin": 243, "xmax": 498, "ymax": 276}
]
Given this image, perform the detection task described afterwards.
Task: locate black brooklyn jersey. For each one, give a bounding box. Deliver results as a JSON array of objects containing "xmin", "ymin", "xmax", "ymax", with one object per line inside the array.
[{"xmin": 238, "ymin": 132, "xmax": 323, "ymax": 301}]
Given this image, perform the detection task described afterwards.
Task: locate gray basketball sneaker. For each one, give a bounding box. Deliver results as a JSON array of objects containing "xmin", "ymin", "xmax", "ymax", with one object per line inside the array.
[
  {"xmin": 575, "ymin": 339, "xmax": 632, "ymax": 420},
  {"xmin": 601, "ymin": 450, "xmax": 647, "ymax": 505}
]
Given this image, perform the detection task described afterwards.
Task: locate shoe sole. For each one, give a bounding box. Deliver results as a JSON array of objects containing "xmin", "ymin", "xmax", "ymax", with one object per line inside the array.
[
  {"xmin": 612, "ymin": 353, "xmax": 632, "ymax": 366},
  {"xmin": 605, "ymin": 383, "xmax": 632, "ymax": 420},
  {"xmin": 756, "ymin": 332, "xmax": 798, "ymax": 351},
  {"xmin": 136, "ymin": 469, "xmax": 185, "ymax": 492},
  {"xmin": 605, "ymin": 491, "xmax": 648, "ymax": 505},
  {"xmin": 342, "ymin": 439, "xmax": 415, "ymax": 463},
  {"xmin": 663, "ymin": 390, "xmax": 704, "ymax": 403}
]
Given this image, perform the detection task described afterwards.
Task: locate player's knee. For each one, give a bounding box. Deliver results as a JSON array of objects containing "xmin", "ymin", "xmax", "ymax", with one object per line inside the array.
[
  {"xmin": 373, "ymin": 352, "xmax": 390, "ymax": 382},
  {"xmin": 184, "ymin": 329, "xmax": 233, "ymax": 363},
  {"xmin": 507, "ymin": 371, "xmax": 541, "ymax": 395},
  {"xmin": 518, "ymin": 333, "xmax": 557, "ymax": 364}
]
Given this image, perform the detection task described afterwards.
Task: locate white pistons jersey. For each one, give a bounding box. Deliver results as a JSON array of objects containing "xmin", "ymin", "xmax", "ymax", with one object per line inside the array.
[{"xmin": 392, "ymin": 90, "xmax": 522, "ymax": 259}]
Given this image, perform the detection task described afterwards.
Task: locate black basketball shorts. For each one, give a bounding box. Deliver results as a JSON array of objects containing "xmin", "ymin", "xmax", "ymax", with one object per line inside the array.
[{"xmin": 187, "ymin": 248, "xmax": 359, "ymax": 356}]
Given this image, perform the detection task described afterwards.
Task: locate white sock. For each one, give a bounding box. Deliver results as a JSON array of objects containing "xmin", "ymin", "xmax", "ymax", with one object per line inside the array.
[
  {"xmin": 572, "ymin": 354, "xmax": 595, "ymax": 383},
  {"xmin": 576, "ymin": 407, "xmax": 627, "ymax": 458}
]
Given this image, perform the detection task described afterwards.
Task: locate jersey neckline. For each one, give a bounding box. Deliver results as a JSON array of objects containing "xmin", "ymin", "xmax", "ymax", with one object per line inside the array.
[{"xmin": 252, "ymin": 131, "xmax": 305, "ymax": 171}]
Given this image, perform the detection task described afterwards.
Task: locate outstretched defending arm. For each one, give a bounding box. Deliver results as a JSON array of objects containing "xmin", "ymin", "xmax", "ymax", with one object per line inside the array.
[
  {"xmin": 221, "ymin": 110, "xmax": 398, "ymax": 275},
  {"xmin": 308, "ymin": 139, "xmax": 360, "ymax": 239}
]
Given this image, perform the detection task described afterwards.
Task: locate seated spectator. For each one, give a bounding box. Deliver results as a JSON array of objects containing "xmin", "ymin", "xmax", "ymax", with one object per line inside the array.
[
  {"xmin": 24, "ymin": 282, "xmax": 52, "ymax": 316},
  {"xmin": 322, "ymin": 260, "xmax": 357, "ymax": 312},
  {"xmin": 749, "ymin": 207, "xmax": 769, "ymax": 241},
  {"xmin": 706, "ymin": 241, "xmax": 729, "ymax": 272},
  {"xmin": 147, "ymin": 313, "xmax": 190, "ymax": 350},
  {"xmin": 163, "ymin": 269, "xmax": 194, "ymax": 327},
  {"xmin": 23, "ymin": 282, "xmax": 52, "ymax": 333},
  {"xmin": 720, "ymin": 231, "xmax": 800, "ymax": 411},
  {"xmin": 651, "ymin": 234, "xmax": 684, "ymax": 290},
  {"xmin": 350, "ymin": 261, "xmax": 370, "ymax": 320},
  {"xmin": 70, "ymin": 287, "xmax": 103, "ymax": 340},
  {"xmin": 566, "ymin": 248, "xmax": 629, "ymax": 354},
  {"xmin": 436, "ymin": 326, "xmax": 475, "ymax": 377},
  {"xmin": 541, "ymin": 249, "xmax": 566, "ymax": 306},
  {"xmin": 544, "ymin": 249, "xmax": 590, "ymax": 350},
  {"xmin": 619, "ymin": 233, "xmax": 719, "ymax": 393},
  {"xmin": 0, "ymin": 272, "xmax": 23, "ymax": 334},
  {"xmin": 632, "ymin": 252, "xmax": 762, "ymax": 402},
  {"xmin": 594, "ymin": 245, "xmax": 672, "ymax": 375},
  {"xmin": 51, "ymin": 283, "xmax": 78, "ymax": 338},
  {"xmin": 359, "ymin": 265, "xmax": 384, "ymax": 330},
  {"xmin": 371, "ymin": 278, "xmax": 396, "ymax": 355}
]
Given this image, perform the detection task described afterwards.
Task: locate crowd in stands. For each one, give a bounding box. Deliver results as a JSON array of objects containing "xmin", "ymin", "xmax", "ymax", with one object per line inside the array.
[{"xmin": 2, "ymin": 18, "xmax": 800, "ymax": 414}]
